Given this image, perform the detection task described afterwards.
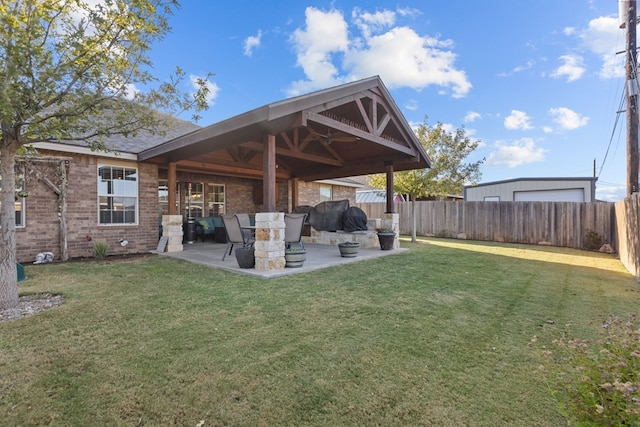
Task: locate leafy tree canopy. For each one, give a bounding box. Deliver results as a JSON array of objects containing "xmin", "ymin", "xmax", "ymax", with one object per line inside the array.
[
  {"xmin": 369, "ymin": 119, "xmax": 484, "ymax": 200},
  {"xmin": 0, "ymin": 0, "xmax": 211, "ymax": 310}
]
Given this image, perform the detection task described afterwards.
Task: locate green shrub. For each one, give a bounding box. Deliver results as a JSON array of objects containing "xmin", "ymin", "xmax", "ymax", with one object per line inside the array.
[
  {"xmin": 436, "ymin": 229, "xmax": 449, "ymax": 238},
  {"xmin": 94, "ymin": 241, "xmax": 108, "ymax": 258},
  {"xmin": 533, "ymin": 314, "xmax": 640, "ymax": 426},
  {"xmin": 583, "ymin": 229, "xmax": 604, "ymax": 251}
]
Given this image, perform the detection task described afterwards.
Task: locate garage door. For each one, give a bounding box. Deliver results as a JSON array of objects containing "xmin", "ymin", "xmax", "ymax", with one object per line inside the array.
[{"xmin": 514, "ymin": 188, "xmax": 584, "ymax": 202}]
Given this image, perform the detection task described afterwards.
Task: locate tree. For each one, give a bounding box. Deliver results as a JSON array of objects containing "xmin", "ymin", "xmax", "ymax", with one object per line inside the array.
[
  {"xmin": 369, "ymin": 120, "xmax": 484, "ymax": 242},
  {"xmin": 0, "ymin": 0, "xmax": 212, "ymax": 310}
]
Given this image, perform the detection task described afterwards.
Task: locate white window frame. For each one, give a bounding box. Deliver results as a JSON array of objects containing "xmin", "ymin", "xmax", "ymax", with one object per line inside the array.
[
  {"xmin": 97, "ymin": 164, "xmax": 138, "ymax": 225},
  {"xmin": 207, "ymin": 183, "xmax": 225, "ymax": 216},
  {"xmin": 319, "ymin": 184, "xmax": 332, "ymax": 202}
]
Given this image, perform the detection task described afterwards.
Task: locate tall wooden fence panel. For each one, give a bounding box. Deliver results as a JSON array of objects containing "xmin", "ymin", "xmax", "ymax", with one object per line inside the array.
[
  {"xmin": 614, "ymin": 194, "xmax": 640, "ymax": 279},
  {"xmin": 357, "ymin": 201, "xmax": 616, "ymax": 250}
]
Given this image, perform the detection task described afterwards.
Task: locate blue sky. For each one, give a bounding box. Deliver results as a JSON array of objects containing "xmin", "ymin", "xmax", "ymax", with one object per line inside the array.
[{"xmin": 146, "ymin": 0, "xmax": 629, "ymax": 201}]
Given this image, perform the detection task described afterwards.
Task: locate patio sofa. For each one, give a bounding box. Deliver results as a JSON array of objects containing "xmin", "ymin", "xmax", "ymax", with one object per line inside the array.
[{"xmin": 195, "ymin": 216, "xmax": 223, "ymax": 242}]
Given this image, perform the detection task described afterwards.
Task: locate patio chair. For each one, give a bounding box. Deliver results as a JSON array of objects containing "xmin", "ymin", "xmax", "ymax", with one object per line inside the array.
[
  {"xmin": 221, "ymin": 214, "xmax": 254, "ymax": 261},
  {"xmin": 284, "ymin": 212, "xmax": 307, "ymax": 250},
  {"xmin": 235, "ymin": 213, "xmax": 253, "ymax": 241}
]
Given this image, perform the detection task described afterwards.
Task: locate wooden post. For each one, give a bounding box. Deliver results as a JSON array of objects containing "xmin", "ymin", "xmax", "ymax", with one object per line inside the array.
[
  {"xmin": 385, "ymin": 160, "xmax": 394, "ymax": 213},
  {"xmin": 58, "ymin": 161, "xmax": 68, "ymax": 261},
  {"xmin": 263, "ymin": 134, "xmax": 277, "ymax": 212},
  {"xmin": 627, "ymin": 0, "xmax": 639, "ymax": 196},
  {"xmin": 291, "ymin": 177, "xmax": 299, "ymax": 211},
  {"xmin": 168, "ymin": 162, "xmax": 177, "ymax": 214}
]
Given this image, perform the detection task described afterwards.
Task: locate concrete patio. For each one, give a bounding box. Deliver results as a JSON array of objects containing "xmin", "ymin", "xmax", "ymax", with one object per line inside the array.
[{"xmin": 158, "ymin": 241, "xmax": 406, "ymax": 278}]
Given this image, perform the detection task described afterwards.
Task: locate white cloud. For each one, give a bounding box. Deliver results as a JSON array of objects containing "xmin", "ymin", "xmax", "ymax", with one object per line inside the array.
[
  {"xmin": 513, "ymin": 60, "xmax": 535, "ymax": 73},
  {"xmin": 405, "ymin": 99, "xmax": 418, "ymax": 111},
  {"xmin": 288, "ymin": 7, "xmax": 350, "ymax": 94},
  {"xmin": 464, "ymin": 111, "xmax": 481, "ymax": 123},
  {"xmin": 287, "ymin": 7, "xmax": 471, "ymax": 98},
  {"xmin": 244, "ymin": 30, "xmax": 262, "ymax": 57},
  {"xmin": 123, "ymin": 83, "xmax": 140, "ymax": 101},
  {"xmin": 352, "ymin": 8, "xmax": 396, "ymax": 39},
  {"xmin": 548, "ymin": 107, "xmax": 589, "ymax": 130},
  {"xmin": 551, "ymin": 54, "xmax": 585, "ymax": 82},
  {"xmin": 575, "ymin": 16, "xmax": 624, "ymax": 79},
  {"xmin": 504, "ymin": 110, "xmax": 533, "ymax": 130},
  {"xmin": 485, "ymin": 138, "xmax": 547, "ymax": 168},
  {"xmin": 190, "ymin": 75, "xmax": 220, "ymax": 106}
]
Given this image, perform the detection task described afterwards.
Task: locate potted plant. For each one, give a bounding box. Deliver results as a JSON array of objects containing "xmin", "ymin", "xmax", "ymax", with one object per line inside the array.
[
  {"xmin": 284, "ymin": 247, "xmax": 306, "ymax": 268},
  {"xmin": 235, "ymin": 245, "xmax": 255, "ymax": 268},
  {"xmin": 376, "ymin": 227, "xmax": 396, "ymax": 251},
  {"xmin": 338, "ymin": 241, "xmax": 359, "ymax": 257}
]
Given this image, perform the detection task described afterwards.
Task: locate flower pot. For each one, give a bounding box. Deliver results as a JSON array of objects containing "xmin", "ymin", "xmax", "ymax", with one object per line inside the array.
[
  {"xmin": 285, "ymin": 250, "xmax": 306, "ymax": 268},
  {"xmin": 377, "ymin": 232, "xmax": 396, "ymax": 250},
  {"xmin": 338, "ymin": 242, "xmax": 360, "ymax": 258},
  {"xmin": 235, "ymin": 246, "xmax": 255, "ymax": 268}
]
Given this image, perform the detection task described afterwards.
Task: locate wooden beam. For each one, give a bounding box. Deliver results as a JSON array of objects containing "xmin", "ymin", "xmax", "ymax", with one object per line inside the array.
[
  {"xmin": 168, "ymin": 162, "xmax": 177, "ymax": 215},
  {"xmin": 241, "ymin": 141, "xmax": 344, "ymax": 166},
  {"xmin": 175, "ymin": 159, "xmax": 290, "ymax": 180},
  {"xmin": 376, "ymin": 113, "xmax": 391, "ymax": 137},
  {"xmin": 263, "ymin": 134, "xmax": 277, "ymax": 212},
  {"xmin": 305, "ymin": 111, "xmax": 415, "ymax": 156},
  {"xmin": 385, "ymin": 161, "xmax": 394, "ymax": 213},
  {"xmin": 355, "ymin": 97, "xmax": 374, "ymax": 133}
]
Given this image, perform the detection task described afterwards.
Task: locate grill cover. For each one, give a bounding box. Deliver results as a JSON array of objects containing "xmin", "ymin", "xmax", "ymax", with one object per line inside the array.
[
  {"xmin": 309, "ymin": 200, "xmax": 349, "ymax": 231},
  {"xmin": 342, "ymin": 206, "xmax": 368, "ymax": 232}
]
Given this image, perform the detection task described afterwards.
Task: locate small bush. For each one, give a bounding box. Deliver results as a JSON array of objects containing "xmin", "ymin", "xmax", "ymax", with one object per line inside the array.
[
  {"xmin": 583, "ymin": 229, "xmax": 604, "ymax": 251},
  {"xmin": 533, "ymin": 314, "xmax": 640, "ymax": 426},
  {"xmin": 436, "ymin": 229, "xmax": 448, "ymax": 238},
  {"xmin": 94, "ymin": 241, "xmax": 108, "ymax": 258}
]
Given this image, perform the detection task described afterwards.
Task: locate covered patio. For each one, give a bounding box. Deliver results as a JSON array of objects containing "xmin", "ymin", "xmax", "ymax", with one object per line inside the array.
[
  {"xmin": 141, "ymin": 76, "xmax": 430, "ymax": 271},
  {"xmin": 158, "ymin": 241, "xmax": 407, "ymax": 278}
]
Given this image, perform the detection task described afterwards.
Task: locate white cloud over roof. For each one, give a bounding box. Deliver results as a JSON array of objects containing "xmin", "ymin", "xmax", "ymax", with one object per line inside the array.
[
  {"xmin": 287, "ymin": 7, "xmax": 471, "ymax": 98},
  {"xmin": 485, "ymin": 138, "xmax": 547, "ymax": 168}
]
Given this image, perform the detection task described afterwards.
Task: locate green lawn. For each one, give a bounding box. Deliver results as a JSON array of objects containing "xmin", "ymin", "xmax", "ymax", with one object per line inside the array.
[{"xmin": 1, "ymin": 237, "xmax": 638, "ymax": 426}]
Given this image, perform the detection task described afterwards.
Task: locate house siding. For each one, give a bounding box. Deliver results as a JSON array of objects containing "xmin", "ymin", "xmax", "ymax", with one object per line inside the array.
[{"xmin": 464, "ymin": 178, "xmax": 597, "ymax": 202}]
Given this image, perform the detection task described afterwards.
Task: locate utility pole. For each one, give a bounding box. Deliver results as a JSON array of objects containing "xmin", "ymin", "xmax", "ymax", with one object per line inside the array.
[{"xmin": 626, "ymin": 0, "xmax": 639, "ymax": 196}]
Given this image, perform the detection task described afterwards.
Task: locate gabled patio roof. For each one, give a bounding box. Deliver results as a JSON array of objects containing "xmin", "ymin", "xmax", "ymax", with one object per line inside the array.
[{"xmin": 139, "ymin": 76, "xmax": 430, "ymax": 182}]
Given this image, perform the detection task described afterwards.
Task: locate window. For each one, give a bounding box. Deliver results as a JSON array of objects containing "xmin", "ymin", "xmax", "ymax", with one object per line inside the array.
[
  {"xmin": 319, "ymin": 184, "xmax": 332, "ymax": 202},
  {"xmin": 183, "ymin": 182, "xmax": 203, "ymax": 218},
  {"xmin": 98, "ymin": 165, "xmax": 138, "ymax": 224},
  {"xmin": 0, "ymin": 172, "xmax": 26, "ymax": 228},
  {"xmin": 207, "ymin": 183, "xmax": 225, "ymax": 215},
  {"xmin": 484, "ymin": 196, "xmax": 500, "ymax": 202}
]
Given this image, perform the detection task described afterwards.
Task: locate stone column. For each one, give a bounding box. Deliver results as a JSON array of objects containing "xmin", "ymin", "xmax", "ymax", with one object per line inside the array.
[
  {"xmin": 254, "ymin": 212, "xmax": 285, "ymax": 271},
  {"xmin": 381, "ymin": 212, "xmax": 400, "ymax": 249},
  {"xmin": 162, "ymin": 215, "xmax": 184, "ymax": 252}
]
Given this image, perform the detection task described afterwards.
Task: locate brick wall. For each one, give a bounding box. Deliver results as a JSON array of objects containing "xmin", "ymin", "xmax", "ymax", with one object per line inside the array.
[
  {"xmin": 16, "ymin": 153, "xmax": 158, "ymax": 262},
  {"xmin": 296, "ymin": 181, "xmax": 356, "ymax": 207},
  {"xmin": 15, "ymin": 154, "xmax": 355, "ymax": 262},
  {"xmin": 160, "ymin": 171, "xmax": 290, "ymax": 215}
]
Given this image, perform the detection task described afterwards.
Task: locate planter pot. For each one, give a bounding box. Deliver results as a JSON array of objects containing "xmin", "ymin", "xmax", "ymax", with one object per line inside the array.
[
  {"xmin": 377, "ymin": 232, "xmax": 396, "ymax": 250},
  {"xmin": 235, "ymin": 246, "xmax": 255, "ymax": 268},
  {"xmin": 338, "ymin": 242, "xmax": 360, "ymax": 258},
  {"xmin": 285, "ymin": 250, "xmax": 306, "ymax": 268}
]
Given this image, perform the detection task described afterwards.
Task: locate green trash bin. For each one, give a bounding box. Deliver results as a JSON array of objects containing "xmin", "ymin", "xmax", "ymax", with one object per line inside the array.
[{"xmin": 17, "ymin": 262, "xmax": 26, "ymax": 282}]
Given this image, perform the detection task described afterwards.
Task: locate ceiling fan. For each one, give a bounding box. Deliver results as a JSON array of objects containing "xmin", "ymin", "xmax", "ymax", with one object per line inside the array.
[{"xmin": 308, "ymin": 127, "xmax": 360, "ymax": 144}]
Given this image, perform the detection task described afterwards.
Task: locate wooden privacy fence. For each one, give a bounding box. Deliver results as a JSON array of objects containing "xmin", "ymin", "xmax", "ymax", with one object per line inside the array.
[{"xmin": 357, "ymin": 201, "xmax": 616, "ymax": 250}]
